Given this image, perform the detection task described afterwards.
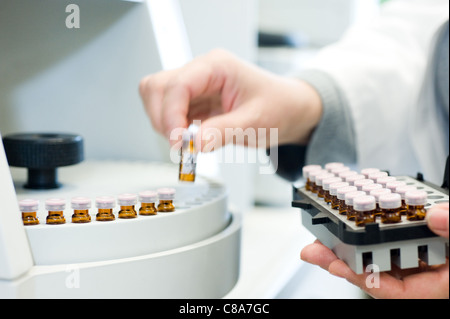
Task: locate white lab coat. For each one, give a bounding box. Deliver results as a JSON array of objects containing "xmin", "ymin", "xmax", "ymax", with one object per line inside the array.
[{"xmin": 304, "ymin": 0, "xmax": 449, "ymax": 185}]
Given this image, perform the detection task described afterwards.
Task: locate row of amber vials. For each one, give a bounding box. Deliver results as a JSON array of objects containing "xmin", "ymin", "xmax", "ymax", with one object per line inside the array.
[
  {"xmin": 302, "ymin": 163, "xmax": 428, "ymax": 227},
  {"xmin": 19, "ymin": 188, "xmax": 176, "ymax": 226}
]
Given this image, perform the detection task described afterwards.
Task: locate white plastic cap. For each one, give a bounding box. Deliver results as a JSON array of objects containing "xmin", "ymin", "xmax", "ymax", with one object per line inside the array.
[
  {"xmin": 302, "ymin": 165, "xmax": 322, "ymax": 178},
  {"xmin": 315, "ymin": 173, "xmax": 335, "ymax": 186},
  {"xmin": 139, "ymin": 190, "xmax": 158, "ymax": 203},
  {"xmin": 118, "ymin": 193, "xmax": 138, "ymax": 206},
  {"xmin": 362, "ymin": 183, "xmax": 383, "ymax": 194},
  {"xmin": 405, "ymin": 190, "xmax": 428, "ymax": 206},
  {"xmin": 339, "ymin": 170, "xmax": 358, "ymax": 179},
  {"xmin": 329, "ymin": 182, "xmax": 350, "ymax": 195},
  {"xmin": 345, "ymin": 191, "xmax": 366, "ymax": 206},
  {"xmin": 377, "ymin": 176, "xmax": 396, "ymax": 187},
  {"xmin": 396, "ymin": 185, "xmax": 417, "ymax": 199},
  {"xmin": 19, "ymin": 199, "xmax": 39, "ymax": 212},
  {"xmin": 322, "ymin": 177, "xmax": 342, "ymax": 190},
  {"xmin": 45, "ymin": 198, "xmax": 66, "ymax": 211},
  {"xmin": 370, "ymin": 188, "xmax": 392, "ymax": 202},
  {"xmin": 368, "ymin": 171, "xmax": 388, "ymax": 181},
  {"xmin": 71, "ymin": 197, "xmax": 92, "ymax": 209},
  {"xmin": 345, "ymin": 174, "xmax": 365, "ymax": 185},
  {"xmin": 325, "ymin": 162, "xmax": 344, "ymax": 172},
  {"xmin": 386, "ymin": 181, "xmax": 407, "ymax": 192},
  {"xmin": 354, "ymin": 178, "xmax": 374, "ymax": 191},
  {"xmin": 158, "ymin": 188, "xmax": 176, "ymax": 200},
  {"xmin": 95, "ymin": 196, "xmax": 115, "ymax": 209},
  {"xmin": 361, "ymin": 168, "xmax": 380, "ymax": 178},
  {"xmin": 353, "ymin": 195, "xmax": 376, "ymax": 212},
  {"xmin": 331, "ymin": 166, "xmax": 350, "ymax": 176},
  {"xmin": 379, "ymin": 193, "xmax": 402, "ymax": 209},
  {"xmin": 337, "ymin": 186, "xmax": 358, "ymax": 200}
]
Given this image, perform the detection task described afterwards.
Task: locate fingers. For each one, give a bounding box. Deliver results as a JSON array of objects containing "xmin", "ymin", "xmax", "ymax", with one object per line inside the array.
[
  {"xmin": 300, "ymin": 240, "xmax": 339, "ymax": 271},
  {"xmin": 426, "ymin": 202, "xmax": 449, "ymax": 239},
  {"xmin": 139, "ymin": 50, "xmax": 236, "ymax": 147}
]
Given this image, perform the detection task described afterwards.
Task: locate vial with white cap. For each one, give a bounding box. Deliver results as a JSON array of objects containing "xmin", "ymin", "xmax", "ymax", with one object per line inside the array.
[
  {"xmin": 377, "ymin": 176, "xmax": 397, "ymax": 188},
  {"xmin": 396, "ymin": 185, "xmax": 417, "ymax": 215},
  {"xmin": 71, "ymin": 196, "xmax": 92, "ymax": 223},
  {"xmin": 368, "ymin": 171, "xmax": 388, "ymax": 182},
  {"xmin": 315, "ymin": 173, "xmax": 335, "ymax": 198},
  {"xmin": 325, "ymin": 162, "xmax": 344, "ymax": 172},
  {"xmin": 96, "ymin": 196, "xmax": 116, "ymax": 221},
  {"xmin": 139, "ymin": 190, "xmax": 158, "ymax": 216},
  {"xmin": 345, "ymin": 174, "xmax": 365, "ymax": 186},
  {"xmin": 302, "ymin": 165, "xmax": 322, "ymax": 191},
  {"xmin": 353, "ymin": 195, "xmax": 376, "ymax": 227},
  {"xmin": 157, "ymin": 188, "xmax": 176, "ymax": 212},
  {"xmin": 322, "ymin": 177, "xmax": 343, "ymax": 204},
  {"xmin": 370, "ymin": 188, "xmax": 392, "ymax": 217},
  {"xmin": 45, "ymin": 198, "xmax": 66, "ymax": 224},
  {"xmin": 362, "ymin": 183, "xmax": 383, "ymax": 195},
  {"xmin": 385, "ymin": 180, "xmax": 407, "ymax": 193},
  {"xmin": 405, "ymin": 190, "xmax": 428, "ymax": 220},
  {"xmin": 308, "ymin": 169, "xmax": 327, "ymax": 194},
  {"xmin": 337, "ymin": 186, "xmax": 358, "ymax": 215},
  {"xmin": 329, "ymin": 182, "xmax": 350, "ymax": 210},
  {"xmin": 118, "ymin": 193, "xmax": 138, "ymax": 219},
  {"xmin": 379, "ymin": 193, "xmax": 402, "ymax": 224},
  {"xmin": 361, "ymin": 168, "xmax": 380, "ymax": 178},
  {"xmin": 19, "ymin": 199, "xmax": 40, "ymax": 225},
  {"xmin": 344, "ymin": 191, "xmax": 366, "ymax": 221},
  {"xmin": 354, "ymin": 178, "xmax": 374, "ymax": 191},
  {"xmin": 179, "ymin": 124, "xmax": 199, "ymax": 182}
]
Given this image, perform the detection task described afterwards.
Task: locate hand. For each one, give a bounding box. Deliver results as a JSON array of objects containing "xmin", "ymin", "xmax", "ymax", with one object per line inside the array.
[
  {"xmin": 139, "ymin": 49, "xmax": 322, "ymax": 151},
  {"xmin": 300, "ymin": 202, "xmax": 449, "ymax": 299}
]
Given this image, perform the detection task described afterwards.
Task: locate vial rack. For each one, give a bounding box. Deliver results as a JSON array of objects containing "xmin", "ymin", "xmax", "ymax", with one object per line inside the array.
[{"xmin": 293, "ymin": 175, "xmax": 449, "ymax": 274}]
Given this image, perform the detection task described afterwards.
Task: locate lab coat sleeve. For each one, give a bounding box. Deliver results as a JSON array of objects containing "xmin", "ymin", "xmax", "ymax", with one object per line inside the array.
[
  {"xmin": 271, "ymin": 69, "xmax": 356, "ymax": 181},
  {"xmin": 299, "ymin": 0, "xmax": 449, "ymax": 177}
]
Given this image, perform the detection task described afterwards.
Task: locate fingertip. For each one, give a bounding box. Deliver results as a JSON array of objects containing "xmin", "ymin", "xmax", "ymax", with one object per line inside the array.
[{"xmin": 426, "ymin": 202, "xmax": 449, "ymax": 238}]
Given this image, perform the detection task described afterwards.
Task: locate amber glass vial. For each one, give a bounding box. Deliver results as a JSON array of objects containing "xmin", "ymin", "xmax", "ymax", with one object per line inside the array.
[
  {"xmin": 139, "ymin": 190, "xmax": 158, "ymax": 216},
  {"xmin": 179, "ymin": 124, "xmax": 198, "ymax": 182},
  {"xmin": 45, "ymin": 198, "xmax": 66, "ymax": 225},
  {"xmin": 309, "ymin": 169, "xmax": 327, "ymax": 194},
  {"xmin": 302, "ymin": 165, "xmax": 322, "ymax": 192},
  {"xmin": 405, "ymin": 190, "xmax": 428, "ymax": 221},
  {"xmin": 370, "ymin": 188, "xmax": 391, "ymax": 218},
  {"xmin": 118, "ymin": 193, "xmax": 138, "ymax": 219},
  {"xmin": 353, "ymin": 195, "xmax": 377, "ymax": 227},
  {"xmin": 337, "ymin": 186, "xmax": 357, "ymax": 215},
  {"xmin": 322, "ymin": 177, "xmax": 342, "ymax": 204},
  {"xmin": 386, "ymin": 180, "xmax": 407, "ymax": 193},
  {"xmin": 157, "ymin": 188, "xmax": 176, "ymax": 212},
  {"xmin": 19, "ymin": 199, "xmax": 40, "ymax": 226},
  {"xmin": 329, "ymin": 182, "xmax": 350, "ymax": 210},
  {"xmin": 71, "ymin": 197, "xmax": 92, "ymax": 223},
  {"xmin": 95, "ymin": 196, "xmax": 116, "ymax": 221},
  {"xmin": 396, "ymin": 185, "xmax": 417, "ymax": 215},
  {"xmin": 344, "ymin": 191, "xmax": 365, "ymax": 221},
  {"xmin": 379, "ymin": 193, "xmax": 402, "ymax": 224}
]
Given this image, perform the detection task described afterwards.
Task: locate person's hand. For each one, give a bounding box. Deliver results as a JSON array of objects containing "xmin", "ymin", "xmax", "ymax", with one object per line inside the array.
[
  {"xmin": 139, "ymin": 49, "xmax": 322, "ymax": 151},
  {"xmin": 300, "ymin": 202, "xmax": 449, "ymax": 298}
]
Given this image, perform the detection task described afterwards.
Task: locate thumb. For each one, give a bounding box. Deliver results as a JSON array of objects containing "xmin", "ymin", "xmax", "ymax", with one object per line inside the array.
[{"xmin": 426, "ymin": 202, "xmax": 449, "ymax": 239}]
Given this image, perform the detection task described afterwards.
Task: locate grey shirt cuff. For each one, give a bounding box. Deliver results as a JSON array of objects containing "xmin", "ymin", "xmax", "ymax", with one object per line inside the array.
[{"xmin": 271, "ymin": 69, "xmax": 357, "ymax": 181}]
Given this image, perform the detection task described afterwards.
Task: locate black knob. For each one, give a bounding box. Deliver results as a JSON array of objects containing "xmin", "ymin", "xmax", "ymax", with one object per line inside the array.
[{"xmin": 2, "ymin": 133, "xmax": 84, "ymax": 189}]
